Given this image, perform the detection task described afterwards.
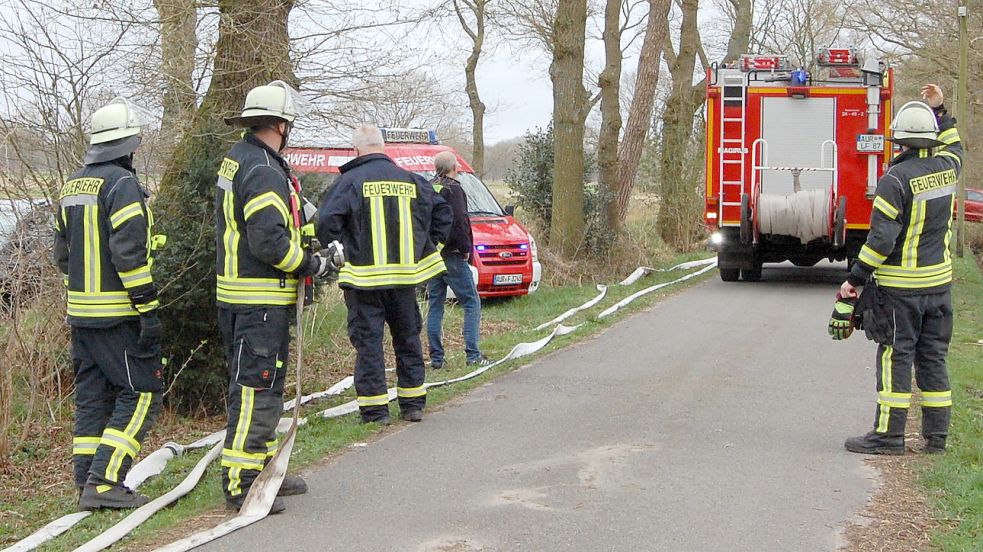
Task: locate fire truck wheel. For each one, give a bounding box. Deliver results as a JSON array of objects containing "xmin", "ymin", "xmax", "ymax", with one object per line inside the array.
[{"xmin": 719, "ymin": 268, "xmax": 740, "ymax": 282}]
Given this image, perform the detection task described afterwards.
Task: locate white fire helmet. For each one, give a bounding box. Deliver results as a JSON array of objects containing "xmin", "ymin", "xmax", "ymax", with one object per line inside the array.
[
  {"xmin": 89, "ymin": 97, "xmax": 149, "ymax": 145},
  {"xmin": 889, "ymin": 101, "xmax": 942, "ymax": 148},
  {"xmin": 225, "ymin": 80, "xmax": 308, "ymax": 126}
]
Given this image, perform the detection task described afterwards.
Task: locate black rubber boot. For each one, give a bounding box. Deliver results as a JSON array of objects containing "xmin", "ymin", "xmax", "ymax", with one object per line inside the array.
[
  {"xmin": 844, "ymin": 431, "xmax": 904, "ymax": 455},
  {"xmin": 226, "ymin": 494, "xmax": 286, "ymax": 515},
  {"xmin": 924, "ymin": 437, "xmax": 946, "ymax": 454},
  {"xmin": 360, "ymin": 414, "xmax": 391, "ymax": 425},
  {"xmin": 401, "ymin": 409, "xmax": 423, "ymax": 422},
  {"xmin": 78, "ymin": 483, "xmax": 150, "ymax": 510},
  {"xmin": 278, "ymin": 474, "xmax": 308, "ymax": 497},
  {"xmin": 922, "ymin": 406, "xmax": 950, "ymax": 454}
]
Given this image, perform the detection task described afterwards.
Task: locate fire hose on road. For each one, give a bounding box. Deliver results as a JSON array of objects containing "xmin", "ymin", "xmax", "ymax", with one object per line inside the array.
[{"xmin": 3, "ymin": 257, "xmax": 715, "ymax": 552}]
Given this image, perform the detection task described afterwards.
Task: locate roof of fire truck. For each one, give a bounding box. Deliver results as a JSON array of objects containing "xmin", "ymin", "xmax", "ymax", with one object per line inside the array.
[{"xmin": 711, "ymin": 48, "xmax": 887, "ymax": 88}]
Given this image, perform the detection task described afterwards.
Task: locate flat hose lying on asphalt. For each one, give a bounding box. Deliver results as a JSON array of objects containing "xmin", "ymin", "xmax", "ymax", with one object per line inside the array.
[{"xmin": 4, "ymin": 258, "xmax": 715, "ymax": 552}]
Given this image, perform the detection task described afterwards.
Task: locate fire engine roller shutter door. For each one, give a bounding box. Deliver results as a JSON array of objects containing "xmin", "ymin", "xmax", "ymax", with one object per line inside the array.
[{"xmin": 760, "ymin": 97, "xmax": 836, "ymax": 194}]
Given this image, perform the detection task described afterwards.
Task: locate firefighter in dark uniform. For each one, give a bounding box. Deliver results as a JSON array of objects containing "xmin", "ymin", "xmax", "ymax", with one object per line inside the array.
[
  {"xmin": 216, "ymin": 81, "xmax": 337, "ymax": 513},
  {"xmin": 316, "ymin": 124, "xmax": 452, "ymax": 424},
  {"xmin": 54, "ymin": 98, "xmax": 165, "ymax": 509},
  {"xmin": 832, "ymin": 84, "xmax": 962, "ymax": 455}
]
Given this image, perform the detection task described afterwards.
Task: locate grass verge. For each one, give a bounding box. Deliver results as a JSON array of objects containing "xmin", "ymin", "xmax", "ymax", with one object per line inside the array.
[
  {"xmin": 1, "ymin": 250, "xmax": 713, "ymax": 550},
  {"xmin": 922, "ymin": 254, "xmax": 983, "ymax": 550}
]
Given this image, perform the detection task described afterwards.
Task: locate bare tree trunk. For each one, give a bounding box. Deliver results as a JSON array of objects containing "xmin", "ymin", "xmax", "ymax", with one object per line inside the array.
[
  {"xmin": 454, "ymin": 0, "xmax": 488, "ymax": 176},
  {"xmin": 657, "ymin": 0, "xmax": 751, "ymax": 248},
  {"xmin": 614, "ymin": 0, "xmax": 671, "ymax": 224},
  {"xmin": 153, "ymin": 0, "xmax": 197, "ymax": 142},
  {"xmin": 153, "ymin": 0, "xmax": 296, "ymax": 411},
  {"xmin": 657, "ymin": 0, "xmax": 701, "ymax": 248},
  {"xmin": 597, "ymin": 0, "xmax": 623, "ymax": 233},
  {"xmin": 725, "ymin": 0, "xmax": 753, "ymax": 63},
  {"xmin": 549, "ymin": 0, "xmax": 589, "ymax": 258}
]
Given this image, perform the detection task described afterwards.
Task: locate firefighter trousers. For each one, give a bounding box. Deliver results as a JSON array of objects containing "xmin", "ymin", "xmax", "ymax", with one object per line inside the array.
[
  {"xmin": 71, "ymin": 322, "xmax": 163, "ymax": 488},
  {"xmin": 344, "ymin": 287, "xmax": 427, "ymax": 421},
  {"xmin": 218, "ymin": 307, "xmax": 289, "ymax": 499},
  {"xmin": 871, "ymin": 289, "xmax": 953, "ymax": 441}
]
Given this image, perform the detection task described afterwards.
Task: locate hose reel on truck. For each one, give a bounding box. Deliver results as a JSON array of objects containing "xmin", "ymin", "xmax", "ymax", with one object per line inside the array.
[{"xmin": 744, "ymin": 138, "xmax": 846, "ymax": 248}]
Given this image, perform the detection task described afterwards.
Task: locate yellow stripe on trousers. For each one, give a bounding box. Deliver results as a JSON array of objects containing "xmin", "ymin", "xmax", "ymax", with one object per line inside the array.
[
  {"xmin": 105, "ymin": 392, "xmax": 152, "ymax": 482},
  {"xmin": 877, "ymin": 346, "xmax": 893, "ymax": 433},
  {"xmin": 228, "ymin": 386, "xmax": 255, "ymax": 496}
]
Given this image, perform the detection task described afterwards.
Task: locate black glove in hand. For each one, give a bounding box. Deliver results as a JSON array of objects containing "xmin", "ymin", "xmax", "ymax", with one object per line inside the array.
[
  {"xmin": 138, "ymin": 313, "xmax": 163, "ymax": 350},
  {"xmin": 828, "ymin": 293, "xmax": 856, "ymax": 341}
]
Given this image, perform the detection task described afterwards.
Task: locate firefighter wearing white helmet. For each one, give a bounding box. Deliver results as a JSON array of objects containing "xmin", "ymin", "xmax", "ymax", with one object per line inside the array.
[
  {"xmin": 54, "ymin": 97, "xmax": 166, "ymax": 509},
  {"xmin": 215, "ymin": 80, "xmax": 339, "ymax": 514},
  {"xmin": 831, "ymin": 84, "xmax": 963, "ymax": 455}
]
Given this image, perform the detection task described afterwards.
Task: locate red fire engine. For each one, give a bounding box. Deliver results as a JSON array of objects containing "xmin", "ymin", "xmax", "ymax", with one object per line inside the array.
[{"xmin": 705, "ymin": 48, "xmax": 895, "ymax": 281}]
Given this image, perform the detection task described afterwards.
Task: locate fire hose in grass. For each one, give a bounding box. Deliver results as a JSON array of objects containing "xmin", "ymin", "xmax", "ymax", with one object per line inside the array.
[{"xmin": 5, "ymin": 258, "xmax": 715, "ymax": 552}]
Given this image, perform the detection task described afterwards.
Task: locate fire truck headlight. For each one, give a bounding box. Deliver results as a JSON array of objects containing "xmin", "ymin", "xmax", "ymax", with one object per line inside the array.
[{"xmin": 710, "ymin": 232, "xmax": 724, "ymax": 246}]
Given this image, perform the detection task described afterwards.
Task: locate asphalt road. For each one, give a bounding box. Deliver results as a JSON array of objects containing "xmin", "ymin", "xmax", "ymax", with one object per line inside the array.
[{"xmin": 203, "ymin": 262, "xmax": 879, "ymax": 552}]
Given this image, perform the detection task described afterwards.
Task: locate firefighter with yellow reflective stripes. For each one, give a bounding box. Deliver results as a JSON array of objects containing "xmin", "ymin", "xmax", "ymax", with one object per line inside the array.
[
  {"xmin": 838, "ymin": 84, "xmax": 962, "ymax": 455},
  {"xmin": 216, "ymin": 81, "xmax": 335, "ymax": 514},
  {"xmin": 317, "ymin": 124, "xmax": 452, "ymax": 424},
  {"xmin": 53, "ymin": 98, "xmax": 165, "ymax": 509}
]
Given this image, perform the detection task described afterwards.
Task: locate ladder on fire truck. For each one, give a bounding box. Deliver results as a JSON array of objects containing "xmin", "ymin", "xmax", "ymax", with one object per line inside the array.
[{"xmin": 718, "ymin": 72, "xmax": 748, "ymax": 215}]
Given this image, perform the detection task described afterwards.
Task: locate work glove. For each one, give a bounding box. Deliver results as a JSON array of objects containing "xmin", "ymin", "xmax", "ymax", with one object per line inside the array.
[
  {"xmin": 138, "ymin": 313, "xmax": 163, "ymax": 350},
  {"xmin": 828, "ymin": 293, "xmax": 856, "ymax": 340}
]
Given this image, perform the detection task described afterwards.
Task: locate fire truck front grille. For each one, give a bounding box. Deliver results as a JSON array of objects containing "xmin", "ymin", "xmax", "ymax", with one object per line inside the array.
[{"xmin": 477, "ymin": 244, "xmax": 529, "ymax": 266}]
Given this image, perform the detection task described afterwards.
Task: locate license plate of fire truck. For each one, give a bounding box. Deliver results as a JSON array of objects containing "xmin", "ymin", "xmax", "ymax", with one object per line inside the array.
[
  {"xmin": 494, "ymin": 274, "xmax": 523, "ymax": 285},
  {"xmin": 857, "ymin": 134, "xmax": 884, "ymax": 153}
]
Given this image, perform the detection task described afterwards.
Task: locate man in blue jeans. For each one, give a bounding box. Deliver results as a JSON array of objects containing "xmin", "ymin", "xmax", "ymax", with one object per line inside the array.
[{"xmin": 427, "ymin": 151, "xmax": 490, "ymax": 369}]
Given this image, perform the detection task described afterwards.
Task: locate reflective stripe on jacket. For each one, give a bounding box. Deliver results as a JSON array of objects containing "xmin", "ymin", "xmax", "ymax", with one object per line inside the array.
[
  {"xmin": 53, "ymin": 160, "xmax": 158, "ymax": 327},
  {"xmin": 316, "ymin": 153, "xmax": 453, "ymax": 290},
  {"xmin": 215, "ymin": 135, "xmax": 313, "ymax": 308},
  {"xmin": 850, "ymin": 108, "xmax": 963, "ymax": 293}
]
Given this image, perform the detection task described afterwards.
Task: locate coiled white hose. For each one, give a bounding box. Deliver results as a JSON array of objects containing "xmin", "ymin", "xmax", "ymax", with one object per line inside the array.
[{"xmin": 757, "ymin": 190, "xmax": 829, "ymax": 243}]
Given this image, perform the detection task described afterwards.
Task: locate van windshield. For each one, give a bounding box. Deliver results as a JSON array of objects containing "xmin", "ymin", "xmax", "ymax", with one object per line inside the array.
[{"xmin": 417, "ymin": 172, "xmax": 504, "ymax": 217}]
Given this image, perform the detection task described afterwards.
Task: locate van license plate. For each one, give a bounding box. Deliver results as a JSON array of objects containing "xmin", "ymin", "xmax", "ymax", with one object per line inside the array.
[
  {"xmin": 857, "ymin": 134, "xmax": 884, "ymax": 152},
  {"xmin": 494, "ymin": 274, "xmax": 523, "ymax": 285}
]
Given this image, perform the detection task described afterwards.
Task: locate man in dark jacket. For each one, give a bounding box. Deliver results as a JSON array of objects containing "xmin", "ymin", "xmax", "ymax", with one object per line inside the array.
[
  {"xmin": 54, "ymin": 98, "xmax": 165, "ymax": 509},
  {"xmin": 317, "ymin": 124, "xmax": 452, "ymax": 424},
  {"xmin": 836, "ymin": 84, "xmax": 962, "ymax": 455},
  {"xmin": 216, "ymin": 81, "xmax": 334, "ymax": 514},
  {"xmin": 426, "ymin": 151, "xmax": 489, "ymax": 369}
]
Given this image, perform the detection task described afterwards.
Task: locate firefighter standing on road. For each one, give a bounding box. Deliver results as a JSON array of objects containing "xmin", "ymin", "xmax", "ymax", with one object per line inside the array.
[
  {"xmin": 316, "ymin": 124, "xmax": 452, "ymax": 424},
  {"xmin": 54, "ymin": 98, "xmax": 165, "ymax": 509},
  {"xmin": 832, "ymin": 84, "xmax": 962, "ymax": 455},
  {"xmin": 216, "ymin": 81, "xmax": 337, "ymax": 514}
]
